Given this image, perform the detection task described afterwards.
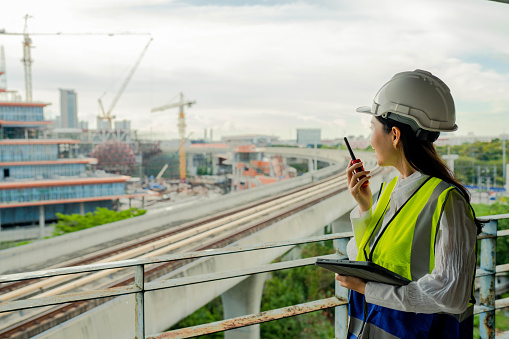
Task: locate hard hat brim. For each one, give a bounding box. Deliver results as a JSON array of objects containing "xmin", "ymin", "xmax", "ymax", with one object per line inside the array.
[
  {"xmin": 356, "ymin": 106, "xmax": 376, "ymax": 115},
  {"xmin": 356, "ymin": 105, "xmax": 458, "ymax": 132}
]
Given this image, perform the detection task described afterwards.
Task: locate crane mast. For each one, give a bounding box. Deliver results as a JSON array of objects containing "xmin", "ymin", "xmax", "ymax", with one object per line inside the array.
[
  {"xmin": 151, "ymin": 93, "xmax": 196, "ymax": 183},
  {"xmin": 178, "ymin": 97, "xmax": 187, "ymax": 183},
  {"xmin": 0, "ymin": 45, "xmax": 6, "ymax": 90},
  {"xmin": 22, "ymin": 14, "xmax": 33, "ymax": 102}
]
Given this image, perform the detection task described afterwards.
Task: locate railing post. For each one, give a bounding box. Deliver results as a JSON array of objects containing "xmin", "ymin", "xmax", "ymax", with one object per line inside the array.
[
  {"xmin": 479, "ymin": 220, "xmax": 497, "ymax": 339},
  {"xmin": 135, "ymin": 265, "xmax": 145, "ymax": 339},
  {"xmin": 334, "ymin": 237, "xmax": 349, "ymax": 339}
]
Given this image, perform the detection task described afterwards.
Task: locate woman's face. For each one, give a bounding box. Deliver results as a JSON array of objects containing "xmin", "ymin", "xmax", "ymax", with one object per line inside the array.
[{"xmin": 369, "ymin": 117, "xmax": 397, "ymax": 167}]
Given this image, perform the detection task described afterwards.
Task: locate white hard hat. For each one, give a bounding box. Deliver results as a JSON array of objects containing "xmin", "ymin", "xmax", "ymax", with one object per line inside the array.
[{"xmin": 357, "ymin": 69, "xmax": 457, "ymax": 133}]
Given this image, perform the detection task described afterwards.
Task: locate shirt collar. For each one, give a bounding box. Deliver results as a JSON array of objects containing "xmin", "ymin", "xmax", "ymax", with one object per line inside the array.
[{"xmin": 391, "ymin": 171, "xmax": 429, "ymax": 202}]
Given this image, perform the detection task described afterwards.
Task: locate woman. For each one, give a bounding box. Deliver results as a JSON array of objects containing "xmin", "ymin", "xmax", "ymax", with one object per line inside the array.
[{"xmin": 335, "ymin": 70, "xmax": 483, "ymax": 339}]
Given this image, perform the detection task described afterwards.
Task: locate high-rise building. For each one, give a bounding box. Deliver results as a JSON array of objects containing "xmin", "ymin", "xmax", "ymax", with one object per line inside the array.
[
  {"xmin": 60, "ymin": 89, "xmax": 78, "ymax": 128},
  {"xmin": 114, "ymin": 120, "xmax": 131, "ymax": 131},
  {"xmin": 297, "ymin": 128, "xmax": 321, "ymax": 146},
  {"xmin": 79, "ymin": 120, "xmax": 89, "ymax": 130},
  {"xmin": 96, "ymin": 116, "xmax": 110, "ymax": 130}
]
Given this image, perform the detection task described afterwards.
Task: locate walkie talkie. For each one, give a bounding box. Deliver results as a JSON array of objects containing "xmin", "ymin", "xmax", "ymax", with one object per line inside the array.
[{"xmin": 344, "ymin": 137, "xmax": 369, "ymax": 187}]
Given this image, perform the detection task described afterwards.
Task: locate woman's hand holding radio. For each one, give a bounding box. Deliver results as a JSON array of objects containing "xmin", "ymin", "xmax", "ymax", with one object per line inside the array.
[{"xmin": 346, "ymin": 160, "xmax": 372, "ymax": 214}]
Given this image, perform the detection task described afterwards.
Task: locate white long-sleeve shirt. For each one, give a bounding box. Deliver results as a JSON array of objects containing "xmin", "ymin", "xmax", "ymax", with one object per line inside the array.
[{"xmin": 346, "ymin": 171, "xmax": 478, "ymax": 314}]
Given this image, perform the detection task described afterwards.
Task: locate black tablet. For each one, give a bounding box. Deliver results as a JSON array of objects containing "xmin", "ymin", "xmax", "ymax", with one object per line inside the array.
[{"xmin": 315, "ymin": 258, "xmax": 411, "ymax": 286}]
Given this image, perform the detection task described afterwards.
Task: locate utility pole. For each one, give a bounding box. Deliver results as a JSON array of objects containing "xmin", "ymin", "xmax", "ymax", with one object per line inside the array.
[
  {"xmin": 503, "ymin": 138, "xmax": 506, "ymax": 188},
  {"xmin": 443, "ymin": 144, "xmax": 458, "ymax": 175},
  {"xmin": 493, "ymin": 165, "xmax": 497, "ymax": 188},
  {"xmin": 471, "ymin": 145, "xmax": 475, "ymax": 186},
  {"xmin": 314, "ymin": 141, "xmax": 317, "ymax": 171},
  {"xmin": 477, "ymin": 166, "xmax": 481, "ymax": 191}
]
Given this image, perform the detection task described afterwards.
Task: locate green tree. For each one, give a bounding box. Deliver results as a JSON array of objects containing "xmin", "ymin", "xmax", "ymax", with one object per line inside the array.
[
  {"xmin": 436, "ymin": 140, "xmax": 507, "ymax": 187},
  {"xmin": 52, "ymin": 207, "xmax": 146, "ymax": 236},
  {"xmin": 259, "ymin": 242, "xmax": 335, "ymax": 338},
  {"xmin": 289, "ymin": 163, "xmax": 309, "ymax": 175}
]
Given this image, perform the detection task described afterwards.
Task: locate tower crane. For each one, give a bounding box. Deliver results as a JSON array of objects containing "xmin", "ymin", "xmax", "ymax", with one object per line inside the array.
[
  {"xmin": 0, "ymin": 46, "xmax": 6, "ymax": 90},
  {"xmin": 0, "ymin": 14, "xmax": 151, "ymax": 102},
  {"xmin": 98, "ymin": 37, "xmax": 153, "ymax": 130},
  {"xmin": 151, "ymin": 93, "xmax": 196, "ymax": 183}
]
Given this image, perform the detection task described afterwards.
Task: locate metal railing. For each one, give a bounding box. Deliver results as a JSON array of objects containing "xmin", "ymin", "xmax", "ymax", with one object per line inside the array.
[
  {"xmin": 476, "ymin": 214, "xmax": 509, "ymax": 339},
  {"xmin": 0, "ymin": 215, "xmax": 507, "ymax": 339}
]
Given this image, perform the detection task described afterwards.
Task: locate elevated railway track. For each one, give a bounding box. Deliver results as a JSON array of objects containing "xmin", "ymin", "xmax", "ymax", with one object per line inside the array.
[{"xmin": 0, "ymin": 164, "xmax": 384, "ymax": 339}]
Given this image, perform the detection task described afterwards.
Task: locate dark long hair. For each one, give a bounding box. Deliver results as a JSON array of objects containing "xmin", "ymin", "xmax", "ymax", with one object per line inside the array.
[{"xmin": 376, "ymin": 116, "xmax": 484, "ymax": 234}]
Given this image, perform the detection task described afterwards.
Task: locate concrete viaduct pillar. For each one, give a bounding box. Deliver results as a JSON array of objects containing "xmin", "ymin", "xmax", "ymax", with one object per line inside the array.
[
  {"xmin": 221, "ymin": 273, "xmax": 268, "ymax": 339},
  {"xmin": 330, "ymin": 212, "xmax": 352, "ymax": 234},
  {"xmin": 39, "ymin": 205, "xmax": 45, "ymax": 239},
  {"xmin": 308, "ymin": 158, "xmax": 314, "ymax": 172}
]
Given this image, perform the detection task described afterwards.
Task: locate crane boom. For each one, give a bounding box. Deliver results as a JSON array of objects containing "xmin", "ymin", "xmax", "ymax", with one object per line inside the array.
[
  {"xmin": 151, "ymin": 100, "xmax": 196, "ymax": 113},
  {"xmin": 0, "ymin": 32, "xmax": 150, "ymax": 36},
  {"xmin": 105, "ymin": 38, "xmax": 153, "ymax": 115},
  {"xmin": 0, "ymin": 14, "xmax": 151, "ymax": 102},
  {"xmin": 98, "ymin": 98, "xmax": 107, "ymax": 116}
]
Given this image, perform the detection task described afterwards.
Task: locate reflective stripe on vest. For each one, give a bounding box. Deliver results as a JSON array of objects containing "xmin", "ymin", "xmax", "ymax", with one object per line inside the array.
[
  {"xmin": 349, "ymin": 176, "xmax": 475, "ymax": 338},
  {"xmin": 349, "ymin": 316, "xmax": 400, "ymax": 339}
]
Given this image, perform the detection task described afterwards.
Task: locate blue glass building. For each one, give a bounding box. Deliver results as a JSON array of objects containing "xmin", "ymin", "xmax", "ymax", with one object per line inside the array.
[
  {"xmin": 59, "ymin": 89, "xmax": 78, "ymax": 129},
  {"xmin": 0, "ymin": 85, "xmax": 141, "ymax": 228}
]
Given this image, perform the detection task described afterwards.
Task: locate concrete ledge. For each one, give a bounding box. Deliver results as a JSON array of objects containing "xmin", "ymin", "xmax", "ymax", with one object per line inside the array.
[{"xmin": 0, "ymin": 226, "xmax": 54, "ymax": 242}]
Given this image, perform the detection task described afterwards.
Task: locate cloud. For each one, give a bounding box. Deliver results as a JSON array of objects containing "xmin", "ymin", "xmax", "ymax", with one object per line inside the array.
[{"xmin": 1, "ymin": 0, "xmax": 509, "ymax": 140}]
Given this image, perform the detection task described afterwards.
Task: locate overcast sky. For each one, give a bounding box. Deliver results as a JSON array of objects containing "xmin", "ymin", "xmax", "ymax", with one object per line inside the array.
[{"xmin": 1, "ymin": 0, "xmax": 509, "ymax": 141}]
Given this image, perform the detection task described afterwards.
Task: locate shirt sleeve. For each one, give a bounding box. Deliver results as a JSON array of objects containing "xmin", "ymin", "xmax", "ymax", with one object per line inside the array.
[
  {"xmin": 347, "ymin": 206, "xmax": 373, "ymax": 260},
  {"xmin": 364, "ymin": 190, "xmax": 478, "ymax": 314}
]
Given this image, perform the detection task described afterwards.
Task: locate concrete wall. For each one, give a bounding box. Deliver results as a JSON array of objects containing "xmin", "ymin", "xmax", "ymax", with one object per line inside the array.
[
  {"xmin": 34, "ymin": 169, "xmax": 396, "ymax": 339},
  {"xmin": 0, "ymin": 226, "xmax": 54, "ymax": 243},
  {"xmin": 177, "ymin": 146, "xmax": 358, "ymax": 165}
]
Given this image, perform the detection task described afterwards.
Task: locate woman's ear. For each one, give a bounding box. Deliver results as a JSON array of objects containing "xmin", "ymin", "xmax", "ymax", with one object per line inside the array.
[{"xmin": 391, "ymin": 126, "xmax": 401, "ymax": 148}]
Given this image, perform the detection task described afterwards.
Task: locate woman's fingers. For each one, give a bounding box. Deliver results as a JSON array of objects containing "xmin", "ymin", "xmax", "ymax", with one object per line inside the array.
[
  {"xmin": 335, "ymin": 274, "xmax": 367, "ymax": 294},
  {"xmin": 351, "ymin": 169, "xmax": 370, "ymax": 182},
  {"xmin": 346, "ymin": 161, "xmax": 366, "ymax": 185},
  {"xmin": 351, "ymin": 175, "xmax": 372, "ymax": 193},
  {"xmin": 348, "ymin": 169, "xmax": 371, "ymax": 191},
  {"xmin": 346, "ymin": 160, "xmax": 364, "ymax": 172},
  {"xmin": 345, "ymin": 160, "xmax": 356, "ymax": 180},
  {"xmin": 346, "ymin": 165, "xmax": 353, "ymax": 183}
]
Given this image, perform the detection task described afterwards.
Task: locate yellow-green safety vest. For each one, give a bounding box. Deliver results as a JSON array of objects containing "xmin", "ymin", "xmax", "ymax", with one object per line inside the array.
[{"xmin": 348, "ymin": 176, "xmax": 476, "ymax": 339}]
